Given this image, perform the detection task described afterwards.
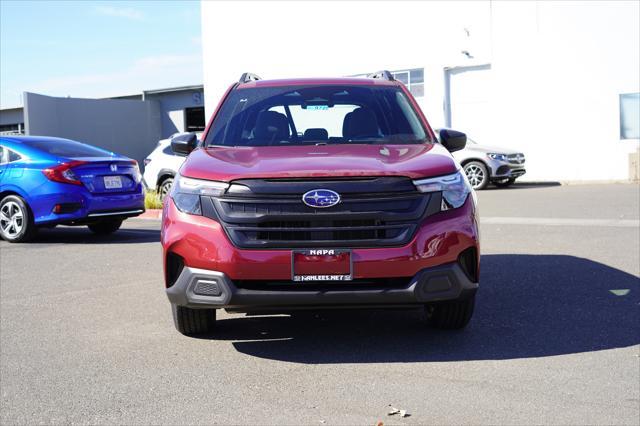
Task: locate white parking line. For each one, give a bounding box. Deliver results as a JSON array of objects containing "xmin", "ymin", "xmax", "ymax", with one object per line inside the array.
[{"xmin": 480, "ymin": 217, "xmax": 640, "ymax": 228}]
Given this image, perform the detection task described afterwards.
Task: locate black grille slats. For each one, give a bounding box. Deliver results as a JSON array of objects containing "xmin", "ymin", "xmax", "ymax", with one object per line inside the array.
[{"xmin": 203, "ymin": 177, "xmax": 434, "ymax": 249}]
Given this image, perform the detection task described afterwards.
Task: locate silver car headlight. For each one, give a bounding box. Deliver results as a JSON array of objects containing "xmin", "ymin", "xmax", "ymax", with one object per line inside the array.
[
  {"xmin": 170, "ymin": 173, "xmax": 229, "ymax": 215},
  {"xmin": 487, "ymin": 153, "xmax": 508, "ymax": 161},
  {"xmin": 413, "ymin": 170, "xmax": 473, "ymax": 211}
]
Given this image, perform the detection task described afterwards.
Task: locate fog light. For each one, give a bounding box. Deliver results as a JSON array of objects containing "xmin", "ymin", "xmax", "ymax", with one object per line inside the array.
[
  {"xmin": 53, "ymin": 203, "xmax": 81, "ymax": 214},
  {"xmin": 194, "ymin": 279, "xmax": 221, "ymax": 296}
]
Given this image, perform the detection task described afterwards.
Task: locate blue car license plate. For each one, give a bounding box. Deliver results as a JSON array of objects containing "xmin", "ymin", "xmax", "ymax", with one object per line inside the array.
[{"xmin": 103, "ymin": 176, "xmax": 123, "ymax": 189}]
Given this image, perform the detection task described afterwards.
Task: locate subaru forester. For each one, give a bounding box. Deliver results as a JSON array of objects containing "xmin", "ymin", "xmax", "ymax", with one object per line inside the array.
[{"xmin": 162, "ymin": 71, "xmax": 479, "ymax": 335}]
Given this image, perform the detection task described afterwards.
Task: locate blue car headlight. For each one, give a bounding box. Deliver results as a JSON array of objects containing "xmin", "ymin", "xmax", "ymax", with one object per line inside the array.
[
  {"xmin": 170, "ymin": 174, "xmax": 229, "ymax": 215},
  {"xmin": 413, "ymin": 170, "xmax": 474, "ymax": 211}
]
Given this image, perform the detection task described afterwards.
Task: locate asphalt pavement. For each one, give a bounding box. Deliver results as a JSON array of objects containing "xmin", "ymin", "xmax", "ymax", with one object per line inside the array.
[{"xmin": 1, "ymin": 183, "xmax": 639, "ymax": 425}]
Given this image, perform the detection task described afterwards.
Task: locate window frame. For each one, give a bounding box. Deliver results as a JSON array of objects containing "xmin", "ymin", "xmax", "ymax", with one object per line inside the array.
[{"xmin": 0, "ymin": 145, "xmax": 25, "ymax": 165}]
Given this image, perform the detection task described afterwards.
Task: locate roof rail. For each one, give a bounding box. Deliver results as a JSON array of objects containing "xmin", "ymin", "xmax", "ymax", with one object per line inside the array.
[
  {"xmin": 238, "ymin": 72, "xmax": 261, "ymax": 84},
  {"xmin": 367, "ymin": 70, "xmax": 395, "ymax": 81}
]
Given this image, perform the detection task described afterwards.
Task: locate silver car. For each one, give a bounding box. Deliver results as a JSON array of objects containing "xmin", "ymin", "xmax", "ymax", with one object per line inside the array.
[{"xmin": 436, "ymin": 129, "xmax": 526, "ymax": 189}]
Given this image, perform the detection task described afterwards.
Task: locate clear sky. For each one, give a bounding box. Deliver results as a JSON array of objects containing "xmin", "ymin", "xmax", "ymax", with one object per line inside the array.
[{"xmin": 0, "ymin": 0, "xmax": 203, "ymax": 109}]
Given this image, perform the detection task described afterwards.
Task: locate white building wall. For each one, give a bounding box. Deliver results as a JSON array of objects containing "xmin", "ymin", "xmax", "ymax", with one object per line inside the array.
[
  {"xmin": 201, "ymin": 1, "xmax": 492, "ymax": 126},
  {"xmin": 201, "ymin": 0, "xmax": 639, "ymax": 181},
  {"xmin": 489, "ymin": 1, "xmax": 640, "ymax": 181}
]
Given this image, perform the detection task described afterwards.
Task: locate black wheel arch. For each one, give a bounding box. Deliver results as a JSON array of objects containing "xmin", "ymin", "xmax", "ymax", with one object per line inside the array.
[{"xmin": 156, "ymin": 169, "xmax": 176, "ymax": 190}]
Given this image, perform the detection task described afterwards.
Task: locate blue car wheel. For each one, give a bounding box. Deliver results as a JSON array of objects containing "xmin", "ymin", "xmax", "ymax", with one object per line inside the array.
[{"xmin": 0, "ymin": 195, "xmax": 36, "ymax": 243}]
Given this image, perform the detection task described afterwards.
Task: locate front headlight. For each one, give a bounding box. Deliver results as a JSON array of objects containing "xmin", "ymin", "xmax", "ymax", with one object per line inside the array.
[
  {"xmin": 170, "ymin": 174, "xmax": 229, "ymax": 215},
  {"xmin": 413, "ymin": 170, "xmax": 473, "ymax": 210},
  {"xmin": 487, "ymin": 153, "xmax": 508, "ymax": 161}
]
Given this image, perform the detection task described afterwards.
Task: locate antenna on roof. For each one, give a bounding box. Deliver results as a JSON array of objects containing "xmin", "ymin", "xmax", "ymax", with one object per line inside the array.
[
  {"xmin": 367, "ymin": 70, "xmax": 395, "ymax": 81},
  {"xmin": 238, "ymin": 73, "xmax": 261, "ymax": 84}
]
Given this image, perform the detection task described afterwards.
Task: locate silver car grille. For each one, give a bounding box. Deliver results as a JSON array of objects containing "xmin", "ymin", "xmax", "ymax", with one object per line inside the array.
[{"xmin": 507, "ymin": 153, "xmax": 526, "ymax": 165}]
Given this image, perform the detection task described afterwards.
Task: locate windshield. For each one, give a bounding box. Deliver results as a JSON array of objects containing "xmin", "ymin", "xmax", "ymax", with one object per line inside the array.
[{"xmin": 204, "ymin": 85, "xmax": 430, "ymax": 147}]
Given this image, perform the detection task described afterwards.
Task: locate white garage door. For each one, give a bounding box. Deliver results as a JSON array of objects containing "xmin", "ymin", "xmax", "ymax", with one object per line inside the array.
[{"xmin": 445, "ymin": 64, "xmax": 492, "ymax": 143}]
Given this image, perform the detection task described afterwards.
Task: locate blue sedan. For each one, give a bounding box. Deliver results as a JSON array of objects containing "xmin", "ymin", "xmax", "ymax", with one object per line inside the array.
[{"xmin": 0, "ymin": 136, "xmax": 145, "ymax": 242}]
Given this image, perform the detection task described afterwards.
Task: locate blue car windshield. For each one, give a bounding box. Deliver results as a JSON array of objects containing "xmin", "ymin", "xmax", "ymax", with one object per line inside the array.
[
  {"xmin": 204, "ymin": 85, "xmax": 430, "ymax": 147},
  {"xmin": 21, "ymin": 139, "xmax": 111, "ymax": 157}
]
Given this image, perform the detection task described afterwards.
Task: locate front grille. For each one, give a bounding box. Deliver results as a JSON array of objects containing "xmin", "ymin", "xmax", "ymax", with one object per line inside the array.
[
  {"xmin": 507, "ymin": 153, "xmax": 525, "ymax": 165},
  {"xmin": 202, "ymin": 177, "xmax": 439, "ymax": 249}
]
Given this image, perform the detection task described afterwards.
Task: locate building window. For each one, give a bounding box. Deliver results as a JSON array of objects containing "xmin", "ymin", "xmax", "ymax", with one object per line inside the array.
[
  {"xmin": 391, "ymin": 68, "xmax": 424, "ymax": 98},
  {"xmin": 620, "ymin": 93, "xmax": 640, "ymax": 140},
  {"xmin": 353, "ymin": 68, "xmax": 424, "ymax": 98},
  {"xmin": 184, "ymin": 107, "xmax": 205, "ymax": 132},
  {"xmin": 0, "ymin": 123, "xmax": 25, "ymax": 135}
]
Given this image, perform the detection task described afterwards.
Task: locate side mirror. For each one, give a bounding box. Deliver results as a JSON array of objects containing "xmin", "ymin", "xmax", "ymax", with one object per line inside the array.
[
  {"xmin": 439, "ymin": 129, "xmax": 467, "ymax": 153},
  {"xmin": 171, "ymin": 133, "xmax": 198, "ymax": 156}
]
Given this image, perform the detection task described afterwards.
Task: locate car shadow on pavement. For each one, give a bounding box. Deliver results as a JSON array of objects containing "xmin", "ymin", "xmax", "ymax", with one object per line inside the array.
[
  {"xmin": 20, "ymin": 225, "xmax": 160, "ymax": 244},
  {"xmin": 484, "ymin": 182, "xmax": 562, "ymax": 191},
  {"xmin": 208, "ymin": 254, "xmax": 639, "ymax": 363}
]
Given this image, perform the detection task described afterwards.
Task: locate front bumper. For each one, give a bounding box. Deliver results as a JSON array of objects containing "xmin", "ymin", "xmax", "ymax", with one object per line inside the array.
[
  {"xmin": 162, "ymin": 194, "xmax": 480, "ymax": 310},
  {"xmin": 486, "ymin": 158, "xmax": 526, "ymax": 180},
  {"xmin": 166, "ymin": 262, "xmax": 478, "ymax": 311}
]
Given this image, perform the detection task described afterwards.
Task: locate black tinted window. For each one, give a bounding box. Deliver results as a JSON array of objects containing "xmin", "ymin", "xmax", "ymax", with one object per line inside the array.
[
  {"xmin": 23, "ymin": 139, "xmax": 110, "ymax": 157},
  {"xmin": 8, "ymin": 150, "xmax": 22, "ymax": 162},
  {"xmin": 0, "ymin": 147, "xmax": 22, "ymax": 164},
  {"xmin": 205, "ymin": 85, "xmax": 429, "ymax": 147}
]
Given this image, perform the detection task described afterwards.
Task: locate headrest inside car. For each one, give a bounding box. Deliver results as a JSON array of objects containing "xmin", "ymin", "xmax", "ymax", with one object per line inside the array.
[
  {"xmin": 303, "ymin": 128, "xmax": 329, "ymax": 141},
  {"xmin": 254, "ymin": 111, "xmax": 290, "ymax": 142}
]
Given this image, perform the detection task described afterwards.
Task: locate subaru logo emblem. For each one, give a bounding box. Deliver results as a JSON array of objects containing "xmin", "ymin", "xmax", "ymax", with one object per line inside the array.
[
  {"xmin": 110, "ymin": 164, "xmax": 118, "ymax": 172},
  {"xmin": 302, "ymin": 189, "xmax": 341, "ymax": 208}
]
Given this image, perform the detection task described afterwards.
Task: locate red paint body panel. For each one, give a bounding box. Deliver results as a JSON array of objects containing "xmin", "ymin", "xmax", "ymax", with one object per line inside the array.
[
  {"xmin": 180, "ymin": 143, "xmax": 458, "ymax": 182},
  {"xmin": 162, "ymin": 196, "xmax": 478, "ymax": 284}
]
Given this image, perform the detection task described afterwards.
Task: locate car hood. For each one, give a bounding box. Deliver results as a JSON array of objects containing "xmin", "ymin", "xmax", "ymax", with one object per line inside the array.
[
  {"xmin": 180, "ymin": 143, "xmax": 459, "ymax": 182},
  {"xmin": 460, "ymin": 144, "xmax": 523, "ymax": 155}
]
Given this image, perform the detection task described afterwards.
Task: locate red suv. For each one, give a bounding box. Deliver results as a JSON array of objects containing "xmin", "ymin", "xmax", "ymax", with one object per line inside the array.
[{"xmin": 162, "ymin": 71, "xmax": 479, "ymax": 335}]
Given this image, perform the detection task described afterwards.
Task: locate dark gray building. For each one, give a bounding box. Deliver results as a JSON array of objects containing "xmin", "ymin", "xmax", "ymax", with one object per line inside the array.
[{"xmin": 0, "ymin": 84, "xmax": 204, "ymax": 166}]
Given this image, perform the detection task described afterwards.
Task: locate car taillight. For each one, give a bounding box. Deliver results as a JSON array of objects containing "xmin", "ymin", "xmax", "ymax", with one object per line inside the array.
[
  {"xmin": 42, "ymin": 161, "xmax": 87, "ymax": 185},
  {"xmin": 130, "ymin": 160, "xmax": 142, "ymax": 183}
]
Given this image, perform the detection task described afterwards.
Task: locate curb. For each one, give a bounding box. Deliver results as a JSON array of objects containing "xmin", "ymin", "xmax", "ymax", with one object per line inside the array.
[{"xmin": 136, "ymin": 209, "xmax": 162, "ymax": 220}]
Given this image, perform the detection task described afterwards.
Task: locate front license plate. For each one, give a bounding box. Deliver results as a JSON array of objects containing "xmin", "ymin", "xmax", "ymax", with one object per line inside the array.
[
  {"xmin": 103, "ymin": 176, "xmax": 123, "ymax": 189},
  {"xmin": 292, "ymin": 249, "xmax": 352, "ymax": 282}
]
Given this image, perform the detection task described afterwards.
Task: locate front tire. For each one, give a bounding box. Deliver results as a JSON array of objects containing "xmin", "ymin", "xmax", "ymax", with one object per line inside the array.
[
  {"xmin": 87, "ymin": 219, "xmax": 123, "ymax": 235},
  {"xmin": 425, "ymin": 295, "xmax": 475, "ymax": 330},
  {"xmin": 172, "ymin": 304, "xmax": 216, "ymax": 335},
  {"xmin": 0, "ymin": 195, "xmax": 36, "ymax": 243},
  {"xmin": 158, "ymin": 178, "xmax": 174, "ymax": 201},
  {"xmin": 463, "ymin": 161, "xmax": 489, "ymax": 190}
]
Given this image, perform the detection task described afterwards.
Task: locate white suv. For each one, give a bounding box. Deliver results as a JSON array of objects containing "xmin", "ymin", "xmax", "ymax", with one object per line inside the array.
[{"xmin": 142, "ymin": 133, "xmax": 200, "ymax": 199}]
